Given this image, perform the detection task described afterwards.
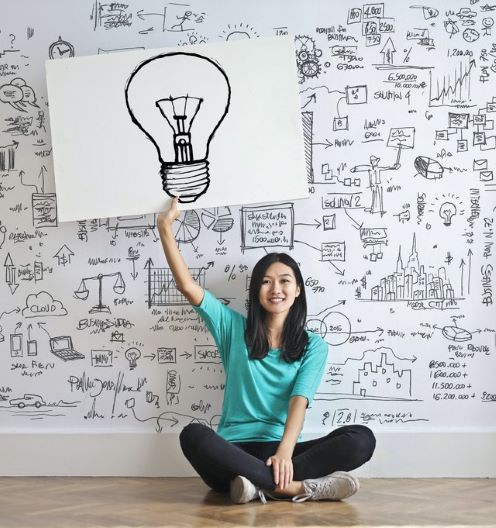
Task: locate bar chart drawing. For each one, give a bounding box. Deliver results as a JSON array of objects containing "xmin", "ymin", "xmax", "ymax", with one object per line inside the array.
[{"xmin": 0, "ymin": 141, "xmax": 17, "ymax": 171}]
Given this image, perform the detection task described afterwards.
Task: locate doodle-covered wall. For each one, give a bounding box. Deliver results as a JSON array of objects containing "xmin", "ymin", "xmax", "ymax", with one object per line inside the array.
[{"xmin": 1, "ymin": 0, "xmax": 495, "ymax": 476}]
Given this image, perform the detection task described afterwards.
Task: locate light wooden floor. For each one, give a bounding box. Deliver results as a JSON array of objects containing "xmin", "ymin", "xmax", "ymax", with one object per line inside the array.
[{"xmin": 0, "ymin": 477, "xmax": 495, "ymax": 528}]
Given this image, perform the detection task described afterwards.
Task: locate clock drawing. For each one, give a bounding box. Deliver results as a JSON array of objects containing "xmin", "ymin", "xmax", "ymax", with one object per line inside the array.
[{"xmin": 49, "ymin": 36, "xmax": 75, "ymax": 59}]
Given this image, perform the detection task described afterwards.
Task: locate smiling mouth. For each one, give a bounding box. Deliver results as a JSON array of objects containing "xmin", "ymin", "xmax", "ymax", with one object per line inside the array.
[{"xmin": 268, "ymin": 297, "xmax": 285, "ymax": 303}]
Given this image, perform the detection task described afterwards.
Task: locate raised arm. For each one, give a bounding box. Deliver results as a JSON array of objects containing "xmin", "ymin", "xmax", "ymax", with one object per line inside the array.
[{"xmin": 156, "ymin": 198, "xmax": 204, "ymax": 306}]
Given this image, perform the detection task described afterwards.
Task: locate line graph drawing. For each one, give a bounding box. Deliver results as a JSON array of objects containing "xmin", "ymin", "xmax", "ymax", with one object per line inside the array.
[
  {"xmin": 146, "ymin": 260, "xmax": 206, "ymax": 307},
  {"xmin": 429, "ymin": 60, "xmax": 476, "ymax": 107}
]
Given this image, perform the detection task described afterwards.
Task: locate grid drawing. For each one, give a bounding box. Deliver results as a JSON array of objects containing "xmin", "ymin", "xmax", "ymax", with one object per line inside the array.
[{"xmin": 147, "ymin": 266, "xmax": 205, "ymax": 307}]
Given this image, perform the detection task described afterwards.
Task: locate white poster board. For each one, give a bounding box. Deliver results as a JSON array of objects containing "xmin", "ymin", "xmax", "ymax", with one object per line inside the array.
[{"xmin": 46, "ymin": 36, "xmax": 308, "ymax": 221}]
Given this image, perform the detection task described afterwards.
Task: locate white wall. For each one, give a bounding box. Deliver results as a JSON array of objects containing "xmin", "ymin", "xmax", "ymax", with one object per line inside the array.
[{"xmin": 2, "ymin": 431, "xmax": 496, "ymax": 477}]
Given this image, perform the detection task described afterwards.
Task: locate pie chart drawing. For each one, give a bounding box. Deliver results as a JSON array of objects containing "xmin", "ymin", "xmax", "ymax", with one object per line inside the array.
[
  {"xmin": 414, "ymin": 156, "xmax": 444, "ymax": 180},
  {"xmin": 201, "ymin": 207, "xmax": 234, "ymax": 233},
  {"xmin": 174, "ymin": 210, "xmax": 201, "ymax": 243},
  {"xmin": 441, "ymin": 324, "xmax": 472, "ymax": 342}
]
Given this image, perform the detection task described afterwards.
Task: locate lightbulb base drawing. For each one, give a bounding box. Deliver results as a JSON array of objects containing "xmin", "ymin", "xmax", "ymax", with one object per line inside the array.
[{"xmin": 160, "ymin": 159, "xmax": 210, "ymax": 202}]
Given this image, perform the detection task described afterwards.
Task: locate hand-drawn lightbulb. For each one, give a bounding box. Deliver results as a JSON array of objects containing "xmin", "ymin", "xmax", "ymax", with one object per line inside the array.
[
  {"xmin": 125, "ymin": 347, "xmax": 141, "ymax": 370},
  {"xmin": 439, "ymin": 201, "xmax": 457, "ymax": 226},
  {"xmin": 125, "ymin": 52, "xmax": 231, "ymax": 203}
]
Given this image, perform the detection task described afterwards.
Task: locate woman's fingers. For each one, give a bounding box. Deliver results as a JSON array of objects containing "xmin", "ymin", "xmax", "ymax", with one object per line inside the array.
[
  {"xmin": 280, "ymin": 461, "xmax": 292, "ymax": 489},
  {"xmin": 168, "ymin": 197, "xmax": 179, "ymax": 220},
  {"xmin": 273, "ymin": 459, "xmax": 279, "ymax": 485},
  {"xmin": 157, "ymin": 197, "xmax": 180, "ymax": 228},
  {"xmin": 269, "ymin": 456, "xmax": 294, "ymax": 490},
  {"xmin": 278, "ymin": 463, "xmax": 285, "ymax": 488},
  {"xmin": 287, "ymin": 464, "xmax": 293, "ymax": 489}
]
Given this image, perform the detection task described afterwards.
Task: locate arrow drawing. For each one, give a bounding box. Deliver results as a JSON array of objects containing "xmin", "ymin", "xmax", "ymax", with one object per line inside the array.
[
  {"xmin": 37, "ymin": 322, "xmax": 51, "ymax": 338},
  {"xmin": 53, "ymin": 244, "xmax": 74, "ymax": 266},
  {"xmin": 295, "ymin": 219, "xmax": 322, "ymax": 229},
  {"xmin": 467, "ymin": 248, "xmax": 473, "ymax": 295},
  {"xmin": 38, "ymin": 165, "xmax": 47, "ymax": 194},
  {"xmin": 326, "ymin": 259, "xmax": 345, "ymax": 276},
  {"xmin": 459, "ymin": 258, "xmax": 465, "ymax": 297},
  {"xmin": 137, "ymin": 8, "xmax": 166, "ymax": 31},
  {"xmin": 4, "ymin": 253, "xmax": 19, "ymax": 294},
  {"xmin": 302, "ymin": 93, "xmax": 317, "ymax": 109},
  {"xmin": 127, "ymin": 252, "xmax": 139, "ymax": 280},
  {"xmin": 19, "ymin": 170, "xmax": 38, "ymax": 192},
  {"xmin": 381, "ymin": 37, "xmax": 396, "ymax": 65}
]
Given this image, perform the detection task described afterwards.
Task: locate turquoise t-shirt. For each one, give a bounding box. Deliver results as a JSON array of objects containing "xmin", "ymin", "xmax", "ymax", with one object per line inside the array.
[{"xmin": 193, "ymin": 290, "xmax": 328, "ymax": 442}]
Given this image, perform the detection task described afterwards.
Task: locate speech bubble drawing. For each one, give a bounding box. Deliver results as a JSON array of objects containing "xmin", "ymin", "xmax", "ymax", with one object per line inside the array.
[
  {"xmin": 20, "ymin": 85, "xmax": 39, "ymax": 107},
  {"xmin": 0, "ymin": 78, "xmax": 39, "ymax": 112},
  {"xmin": 0, "ymin": 84, "xmax": 23, "ymax": 103}
]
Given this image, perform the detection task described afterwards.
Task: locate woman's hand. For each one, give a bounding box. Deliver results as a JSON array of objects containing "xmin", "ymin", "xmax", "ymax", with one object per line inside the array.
[
  {"xmin": 157, "ymin": 197, "xmax": 180, "ymax": 229},
  {"xmin": 266, "ymin": 452, "xmax": 294, "ymax": 491}
]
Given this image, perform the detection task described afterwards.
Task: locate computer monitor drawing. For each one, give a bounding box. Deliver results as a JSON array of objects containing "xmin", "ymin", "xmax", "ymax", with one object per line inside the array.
[{"xmin": 50, "ymin": 336, "xmax": 85, "ymax": 361}]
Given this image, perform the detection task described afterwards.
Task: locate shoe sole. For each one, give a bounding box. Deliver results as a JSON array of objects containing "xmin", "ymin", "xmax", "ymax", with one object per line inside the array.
[{"xmin": 230, "ymin": 476, "xmax": 253, "ymax": 504}]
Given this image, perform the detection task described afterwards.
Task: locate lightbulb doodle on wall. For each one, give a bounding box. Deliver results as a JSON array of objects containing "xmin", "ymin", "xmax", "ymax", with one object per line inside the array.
[
  {"xmin": 125, "ymin": 52, "xmax": 231, "ymax": 203},
  {"xmin": 428, "ymin": 194, "xmax": 464, "ymax": 227},
  {"xmin": 439, "ymin": 201, "xmax": 457, "ymax": 226},
  {"xmin": 125, "ymin": 347, "xmax": 141, "ymax": 370}
]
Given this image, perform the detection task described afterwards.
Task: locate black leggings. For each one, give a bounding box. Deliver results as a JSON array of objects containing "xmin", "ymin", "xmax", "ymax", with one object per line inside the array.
[{"xmin": 179, "ymin": 423, "xmax": 376, "ymax": 492}]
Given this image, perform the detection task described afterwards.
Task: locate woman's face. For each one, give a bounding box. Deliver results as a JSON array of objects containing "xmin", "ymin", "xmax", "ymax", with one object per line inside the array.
[{"xmin": 258, "ymin": 261, "xmax": 301, "ymax": 317}]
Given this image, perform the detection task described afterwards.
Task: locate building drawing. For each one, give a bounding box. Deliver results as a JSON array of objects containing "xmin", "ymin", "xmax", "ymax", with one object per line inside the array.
[
  {"xmin": 370, "ymin": 234, "xmax": 456, "ymax": 303},
  {"xmin": 353, "ymin": 350, "xmax": 411, "ymax": 399}
]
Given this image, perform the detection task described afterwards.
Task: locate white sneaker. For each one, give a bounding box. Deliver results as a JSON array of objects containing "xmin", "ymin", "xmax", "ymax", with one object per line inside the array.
[
  {"xmin": 292, "ymin": 471, "xmax": 359, "ymax": 502},
  {"xmin": 230, "ymin": 475, "xmax": 267, "ymax": 504}
]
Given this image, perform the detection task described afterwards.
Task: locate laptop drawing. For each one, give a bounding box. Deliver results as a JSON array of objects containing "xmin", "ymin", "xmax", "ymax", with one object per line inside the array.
[{"xmin": 49, "ymin": 336, "xmax": 85, "ymax": 361}]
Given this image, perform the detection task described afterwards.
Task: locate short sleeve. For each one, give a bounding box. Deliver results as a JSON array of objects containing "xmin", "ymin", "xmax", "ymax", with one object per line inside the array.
[
  {"xmin": 290, "ymin": 333, "xmax": 328, "ymax": 406},
  {"xmin": 192, "ymin": 289, "xmax": 237, "ymax": 364}
]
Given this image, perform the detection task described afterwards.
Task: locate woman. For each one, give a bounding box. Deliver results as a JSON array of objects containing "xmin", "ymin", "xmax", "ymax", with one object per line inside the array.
[{"xmin": 157, "ymin": 198, "xmax": 376, "ymax": 504}]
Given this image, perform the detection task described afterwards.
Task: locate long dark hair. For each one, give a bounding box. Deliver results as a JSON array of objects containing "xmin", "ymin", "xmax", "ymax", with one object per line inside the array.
[{"xmin": 245, "ymin": 253, "xmax": 308, "ymax": 363}]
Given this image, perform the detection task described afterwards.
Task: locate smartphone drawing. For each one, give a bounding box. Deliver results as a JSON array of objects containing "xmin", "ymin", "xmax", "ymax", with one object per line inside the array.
[
  {"xmin": 27, "ymin": 340, "xmax": 38, "ymax": 356},
  {"xmin": 10, "ymin": 334, "xmax": 22, "ymax": 357}
]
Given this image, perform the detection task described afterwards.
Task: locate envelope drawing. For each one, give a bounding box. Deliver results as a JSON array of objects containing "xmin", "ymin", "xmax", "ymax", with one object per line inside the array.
[
  {"xmin": 473, "ymin": 159, "xmax": 488, "ymax": 171},
  {"xmin": 480, "ymin": 171, "xmax": 494, "ymax": 182}
]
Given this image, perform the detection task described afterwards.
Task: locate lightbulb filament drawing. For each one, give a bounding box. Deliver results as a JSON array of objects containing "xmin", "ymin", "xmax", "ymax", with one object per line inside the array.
[
  {"xmin": 125, "ymin": 52, "xmax": 231, "ymax": 203},
  {"xmin": 156, "ymin": 95, "xmax": 202, "ymax": 163}
]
